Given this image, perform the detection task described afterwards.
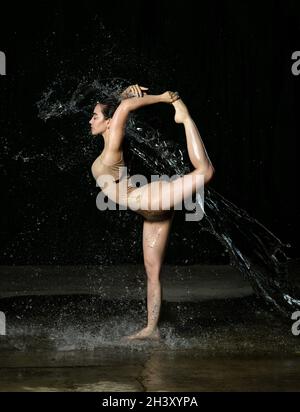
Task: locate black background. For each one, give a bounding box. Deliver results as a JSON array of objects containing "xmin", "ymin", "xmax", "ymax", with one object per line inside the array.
[{"xmin": 0, "ymin": 0, "xmax": 299, "ymax": 265}]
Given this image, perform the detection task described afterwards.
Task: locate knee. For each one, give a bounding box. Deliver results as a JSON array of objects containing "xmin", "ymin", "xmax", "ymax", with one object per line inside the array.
[
  {"xmin": 144, "ymin": 258, "xmax": 161, "ymax": 277},
  {"xmin": 204, "ymin": 164, "xmax": 215, "ymax": 184},
  {"xmin": 147, "ymin": 274, "xmax": 160, "ymax": 284},
  {"xmin": 144, "ymin": 258, "xmax": 161, "ymax": 271}
]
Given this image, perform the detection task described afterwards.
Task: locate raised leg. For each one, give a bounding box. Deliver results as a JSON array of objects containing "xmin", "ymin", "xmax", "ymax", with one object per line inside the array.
[
  {"xmin": 173, "ymin": 99, "xmax": 214, "ymax": 171},
  {"xmin": 127, "ymin": 99, "xmax": 214, "ymax": 213}
]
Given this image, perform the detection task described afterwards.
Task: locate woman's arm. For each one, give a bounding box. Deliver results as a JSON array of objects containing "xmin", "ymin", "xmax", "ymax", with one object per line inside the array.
[{"xmin": 108, "ymin": 91, "xmax": 179, "ymax": 152}]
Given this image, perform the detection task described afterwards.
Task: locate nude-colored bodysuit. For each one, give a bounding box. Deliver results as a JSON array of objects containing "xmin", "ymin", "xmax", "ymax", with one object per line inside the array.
[{"xmin": 91, "ymin": 151, "xmax": 174, "ymax": 222}]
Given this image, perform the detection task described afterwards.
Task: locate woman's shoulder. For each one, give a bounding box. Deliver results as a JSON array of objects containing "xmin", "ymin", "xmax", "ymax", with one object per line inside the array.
[{"xmin": 100, "ymin": 149, "xmax": 124, "ymax": 166}]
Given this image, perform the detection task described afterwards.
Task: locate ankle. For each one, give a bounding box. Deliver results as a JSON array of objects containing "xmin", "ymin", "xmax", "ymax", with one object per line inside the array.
[
  {"xmin": 183, "ymin": 115, "xmax": 193, "ymax": 125},
  {"xmin": 146, "ymin": 325, "xmax": 159, "ymax": 333}
]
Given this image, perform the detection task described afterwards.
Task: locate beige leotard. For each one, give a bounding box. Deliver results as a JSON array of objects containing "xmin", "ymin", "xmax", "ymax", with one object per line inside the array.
[{"xmin": 91, "ymin": 152, "xmax": 174, "ymax": 221}]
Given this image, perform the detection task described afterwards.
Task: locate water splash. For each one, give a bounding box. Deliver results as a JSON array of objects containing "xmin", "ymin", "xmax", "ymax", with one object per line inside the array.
[{"xmin": 36, "ymin": 77, "xmax": 300, "ymax": 317}]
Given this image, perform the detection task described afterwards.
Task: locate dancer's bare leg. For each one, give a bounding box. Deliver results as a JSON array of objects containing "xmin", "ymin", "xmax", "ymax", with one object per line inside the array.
[
  {"xmin": 173, "ymin": 99, "xmax": 214, "ymax": 171},
  {"xmin": 127, "ymin": 98, "xmax": 214, "ymax": 214},
  {"xmin": 122, "ymin": 214, "xmax": 174, "ymax": 341}
]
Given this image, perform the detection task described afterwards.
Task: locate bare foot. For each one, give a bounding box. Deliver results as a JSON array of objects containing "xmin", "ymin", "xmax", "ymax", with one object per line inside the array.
[
  {"xmin": 172, "ymin": 99, "xmax": 190, "ymax": 124},
  {"xmin": 122, "ymin": 327, "xmax": 161, "ymax": 342}
]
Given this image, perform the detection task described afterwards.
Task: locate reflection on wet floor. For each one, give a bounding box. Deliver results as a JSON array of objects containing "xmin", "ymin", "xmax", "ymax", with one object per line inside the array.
[
  {"xmin": 0, "ymin": 294, "xmax": 300, "ymax": 391},
  {"xmin": 1, "ymin": 350, "xmax": 300, "ymax": 392}
]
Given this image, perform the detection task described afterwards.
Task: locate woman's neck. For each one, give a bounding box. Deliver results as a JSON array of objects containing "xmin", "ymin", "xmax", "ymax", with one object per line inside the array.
[{"xmin": 101, "ymin": 130, "xmax": 110, "ymax": 149}]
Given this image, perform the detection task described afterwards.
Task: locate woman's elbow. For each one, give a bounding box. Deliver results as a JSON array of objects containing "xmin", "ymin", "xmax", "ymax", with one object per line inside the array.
[{"xmin": 119, "ymin": 99, "xmax": 135, "ymax": 113}]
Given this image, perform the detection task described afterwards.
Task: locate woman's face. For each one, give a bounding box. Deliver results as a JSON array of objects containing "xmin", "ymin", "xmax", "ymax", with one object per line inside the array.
[{"xmin": 89, "ymin": 104, "xmax": 110, "ymax": 135}]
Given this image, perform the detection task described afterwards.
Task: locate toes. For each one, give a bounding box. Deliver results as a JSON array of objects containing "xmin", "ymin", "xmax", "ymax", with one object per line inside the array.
[{"xmin": 171, "ymin": 91, "xmax": 180, "ymax": 102}]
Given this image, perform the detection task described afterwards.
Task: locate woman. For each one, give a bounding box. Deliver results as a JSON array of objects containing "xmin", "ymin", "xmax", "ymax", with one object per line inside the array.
[{"xmin": 90, "ymin": 84, "xmax": 215, "ymax": 341}]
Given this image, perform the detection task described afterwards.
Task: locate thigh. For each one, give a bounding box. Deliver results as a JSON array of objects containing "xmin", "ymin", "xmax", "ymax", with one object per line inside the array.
[
  {"xmin": 143, "ymin": 214, "xmax": 174, "ymax": 266},
  {"xmin": 128, "ymin": 170, "xmax": 204, "ymax": 211}
]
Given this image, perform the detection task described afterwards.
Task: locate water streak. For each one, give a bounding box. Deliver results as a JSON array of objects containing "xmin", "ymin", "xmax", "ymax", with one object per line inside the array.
[{"xmin": 36, "ymin": 78, "xmax": 300, "ymax": 317}]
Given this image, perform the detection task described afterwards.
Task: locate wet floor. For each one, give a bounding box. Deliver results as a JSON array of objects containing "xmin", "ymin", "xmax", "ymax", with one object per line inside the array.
[
  {"xmin": 1, "ymin": 349, "xmax": 300, "ymax": 392},
  {"xmin": 0, "ymin": 264, "xmax": 300, "ymax": 391}
]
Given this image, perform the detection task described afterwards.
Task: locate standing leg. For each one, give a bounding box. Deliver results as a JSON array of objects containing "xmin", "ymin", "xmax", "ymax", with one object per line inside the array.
[{"xmin": 123, "ymin": 213, "xmax": 174, "ymax": 341}]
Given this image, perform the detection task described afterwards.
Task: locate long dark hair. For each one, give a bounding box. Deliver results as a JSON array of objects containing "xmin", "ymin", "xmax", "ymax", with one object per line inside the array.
[{"xmin": 97, "ymin": 96, "xmax": 120, "ymax": 119}]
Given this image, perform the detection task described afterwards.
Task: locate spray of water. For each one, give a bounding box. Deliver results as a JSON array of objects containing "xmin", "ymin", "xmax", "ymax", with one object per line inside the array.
[{"xmin": 34, "ymin": 77, "xmax": 300, "ymax": 318}]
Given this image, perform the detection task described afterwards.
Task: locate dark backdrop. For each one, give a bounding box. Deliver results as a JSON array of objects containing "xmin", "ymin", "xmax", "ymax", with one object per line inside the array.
[{"xmin": 0, "ymin": 0, "xmax": 299, "ymax": 265}]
